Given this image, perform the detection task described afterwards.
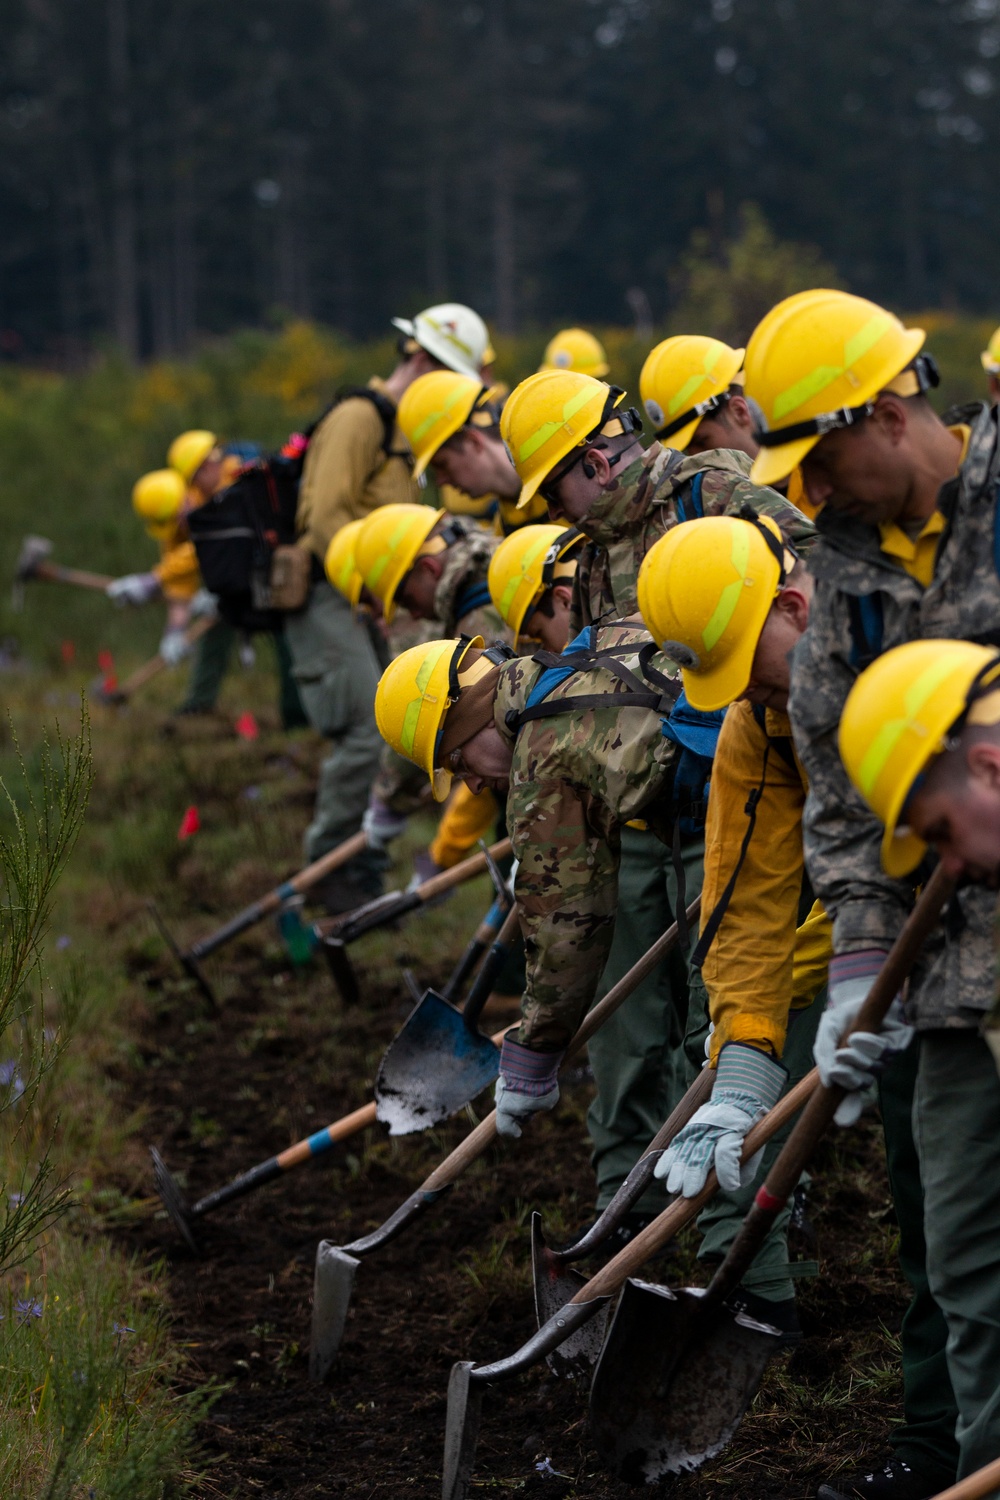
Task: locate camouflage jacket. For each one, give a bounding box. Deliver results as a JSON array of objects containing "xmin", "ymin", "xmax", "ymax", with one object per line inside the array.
[
  {"xmin": 433, "ymin": 521, "xmax": 507, "ymax": 642},
  {"xmin": 788, "ymin": 400, "xmax": 1000, "ymax": 1029},
  {"xmin": 570, "ymin": 443, "xmax": 818, "ymax": 634},
  {"xmin": 493, "ymin": 621, "xmax": 682, "ymax": 1050},
  {"xmin": 375, "ymin": 523, "xmax": 510, "ymax": 812}
]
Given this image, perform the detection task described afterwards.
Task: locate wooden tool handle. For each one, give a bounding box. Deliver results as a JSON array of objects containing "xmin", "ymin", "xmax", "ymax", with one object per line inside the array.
[
  {"xmin": 927, "ymin": 1457, "xmax": 1000, "ymax": 1500},
  {"xmin": 113, "ymin": 614, "xmax": 218, "ymax": 698},
  {"xmin": 645, "ymin": 1065, "xmax": 715, "ymax": 1154},
  {"xmin": 423, "ymin": 1111, "xmax": 500, "ymax": 1190},
  {"xmin": 567, "ymin": 896, "xmax": 701, "ymax": 1060},
  {"xmin": 291, "ymin": 831, "xmax": 370, "ymax": 895},
  {"xmin": 703, "ymin": 863, "xmax": 955, "ymax": 1306},
  {"xmin": 416, "ymin": 839, "xmax": 512, "ymax": 902},
  {"xmin": 36, "ymin": 560, "xmax": 116, "ymax": 590},
  {"xmin": 576, "ymin": 1068, "xmax": 819, "ymax": 1302}
]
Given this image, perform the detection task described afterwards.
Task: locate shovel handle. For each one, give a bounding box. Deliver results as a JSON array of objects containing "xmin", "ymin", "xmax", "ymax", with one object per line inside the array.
[
  {"xmin": 415, "ymin": 838, "xmax": 512, "ymax": 903},
  {"xmin": 927, "ymin": 1457, "xmax": 1000, "ymax": 1500},
  {"xmin": 701, "ymin": 862, "xmax": 955, "ymax": 1309},
  {"xmin": 573, "ymin": 1067, "xmax": 820, "ymax": 1304},
  {"xmin": 35, "ymin": 559, "xmax": 116, "ymax": 591},
  {"xmin": 461, "ymin": 903, "xmax": 522, "ymax": 1031},
  {"xmin": 566, "ymin": 896, "xmax": 701, "ymax": 1061},
  {"xmin": 418, "ymin": 900, "xmax": 701, "ymax": 1194}
]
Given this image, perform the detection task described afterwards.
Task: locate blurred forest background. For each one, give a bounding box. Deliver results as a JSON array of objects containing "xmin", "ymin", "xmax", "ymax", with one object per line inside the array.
[{"xmin": 2, "ymin": 0, "xmax": 1000, "ymax": 361}]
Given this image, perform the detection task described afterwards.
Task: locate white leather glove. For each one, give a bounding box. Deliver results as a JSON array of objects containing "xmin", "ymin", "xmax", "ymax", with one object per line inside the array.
[
  {"xmin": 158, "ymin": 628, "xmax": 191, "ymax": 666},
  {"xmin": 188, "ymin": 588, "xmax": 219, "ymax": 619},
  {"xmin": 654, "ymin": 1042, "xmax": 787, "ymax": 1197},
  {"xmin": 361, "ymin": 796, "xmax": 408, "ymax": 851},
  {"xmin": 494, "ymin": 1036, "xmax": 563, "ymax": 1140},
  {"xmin": 106, "ymin": 572, "xmax": 160, "ymax": 607},
  {"xmin": 814, "ymin": 950, "xmax": 913, "ymax": 1126}
]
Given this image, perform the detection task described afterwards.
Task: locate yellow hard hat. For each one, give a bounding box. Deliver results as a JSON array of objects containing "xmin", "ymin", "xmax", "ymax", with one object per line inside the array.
[
  {"xmin": 354, "ymin": 503, "xmax": 446, "ymax": 623},
  {"xmin": 639, "ymin": 336, "xmax": 745, "ymax": 451},
  {"xmin": 397, "ymin": 371, "xmax": 488, "ymax": 478},
  {"xmin": 637, "ymin": 511, "xmax": 792, "ymax": 712},
  {"xmin": 744, "ymin": 290, "xmax": 928, "ymax": 487},
  {"xmin": 324, "ymin": 519, "xmax": 366, "ymax": 607},
  {"xmin": 487, "ymin": 523, "xmax": 583, "ymax": 644},
  {"xmin": 131, "ymin": 468, "xmax": 187, "ymax": 525},
  {"xmin": 839, "ymin": 639, "xmax": 1000, "ymax": 877},
  {"xmin": 539, "ymin": 328, "xmax": 610, "ymax": 379},
  {"xmin": 500, "ymin": 371, "xmax": 641, "ymax": 510},
  {"xmin": 167, "ymin": 430, "xmax": 218, "ymax": 484},
  {"xmin": 375, "ymin": 635, "xmax": 488, "ymax": 801},
  {"xmin": 981, "ymin": 325, "xmax": 1000, "ymax": 374}
]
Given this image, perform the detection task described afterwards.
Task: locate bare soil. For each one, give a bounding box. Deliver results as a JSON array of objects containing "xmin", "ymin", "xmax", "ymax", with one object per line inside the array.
[{"xmin": 113, "ymin": 928, "xmax": 911, "ymax": 1500}]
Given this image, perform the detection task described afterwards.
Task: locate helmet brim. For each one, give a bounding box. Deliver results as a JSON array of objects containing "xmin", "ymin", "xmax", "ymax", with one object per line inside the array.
[
  {"xmin": 750, "ymin": 433, "xmax": 821, "ymax": 488},
  {"xmin": 679, "ymin": 627, "xmax": 758, "ymax": 713},
  {"xmin": 881, "ymin": 824, "xmax": 928, "ymax": 878}
]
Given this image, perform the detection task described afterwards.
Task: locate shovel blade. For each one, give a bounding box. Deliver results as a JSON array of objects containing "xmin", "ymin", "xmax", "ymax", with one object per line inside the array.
[
  {"xmin": 590, "ymin": 1280, "xmax": 779, "ymax": 1484},
  {"xmin": 442, "ymin": 1362, "xmax": 485, "ymax": 1500},
  {"xmin": 149, "ymin": 1148, "xmax": 200, "ymax": 1255},
  {"xmin": 309, "ymin": 1240, "xmax": 360, "ymax": 1381},
  {"xmin": 530, "ymin": 1212, "xmax": 609, "ymax": 1379},
  {"xmin": 375, "ymin": 990, "xmax": 500, "ymax": 1136}
]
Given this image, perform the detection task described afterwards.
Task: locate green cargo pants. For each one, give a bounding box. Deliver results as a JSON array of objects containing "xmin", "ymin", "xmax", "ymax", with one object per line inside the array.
[
  {"xmin": 179, "ymin": 618, "xmax": 308, "ymax": 729},
  {"xmin": 587, "ymin": 827, "xmax": 703, "ymax": 1214},
  {"xmin": 914, "ymin": 1030, "xmax": 997, "ymax": 1486},
  {"xmin": 283, "ymin": 582, "xmax": 389, "ymax": 878}
]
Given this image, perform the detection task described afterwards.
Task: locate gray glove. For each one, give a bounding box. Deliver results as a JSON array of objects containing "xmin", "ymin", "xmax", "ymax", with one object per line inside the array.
[
  {"xmin": 158, "ymin": 628, "xmax": 191, "ymax": 666},
  {"xmin": 654, "ymin": 1042, "xmax": 787, "ymax": 1197},
  {"xmin": 814, "ymin": 950, "xmax": 913, "ymax": 1126},
  {"xmin": 106, "ymin": 572, "xmax": 160, "ymax": 607},
  {"xmin": 494, "ymin": 1036, "xmax": 563, "ymax": 1140},
  {"xmin": 362, "ymin": 796, "xmax": 408, "ymax": 851},
  {"xmin": 188, "ymin": 587, "xmax": 219, "ymax": 619}
]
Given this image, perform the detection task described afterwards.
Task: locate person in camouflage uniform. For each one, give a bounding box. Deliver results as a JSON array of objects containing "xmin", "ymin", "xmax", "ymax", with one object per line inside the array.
[
  {"xmin": 496, "ymin": 369, "xmax": 816, "ymax": 1232},
  {"xmin": 743, "ymin": 289, "xmax": 975, "ymax": 1500}
]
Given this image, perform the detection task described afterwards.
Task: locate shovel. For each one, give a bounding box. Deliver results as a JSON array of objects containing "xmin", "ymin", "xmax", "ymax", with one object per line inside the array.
[
  {"xmin": 92, "ymin": 614, "xmax": 217, "ymax": 705},
  {"xmin": 441, "ymin": 1069, "xmax": 819, "ymax": 1500},
  {"xmin": 150, "ymin": 898, "xmax": 520, "ymax": 1249},
  {"xmin": 308, "ymin": 896, "xmax": 700, "ymax": 1381},
  {"xmin": 375, "ymin": 902, "xmax": 521, "ymax": 1136},
  {"xmin": 316, "ymin": 838, "xmax": 512, "ymax": 1004},
  {"xmin": 150, "ymin": 829, "xmax": 370, "ymax": 1005},
  {"xmin": 588, "ymin": 861, "xmax": 956, "ymax": 1486}
]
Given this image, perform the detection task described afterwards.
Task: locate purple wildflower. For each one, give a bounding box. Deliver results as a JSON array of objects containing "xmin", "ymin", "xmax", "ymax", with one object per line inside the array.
[
  {"xmin": 0, "ymin": 1062, "xmax": 24, "ymax": 1100},
  {"xmin": 15, "ymin": 1298, "xmax": 42, "ymax": 1325}
]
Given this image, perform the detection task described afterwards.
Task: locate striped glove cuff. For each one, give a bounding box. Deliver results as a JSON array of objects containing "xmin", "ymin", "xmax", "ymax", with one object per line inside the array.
[
  {"xmin": 499, "ymin": 1036, "xmax": 564, "ymax": 1097},
  {"xmin": 715, "ymin": 1042, "xmax": 787, "ymax": 1112}
]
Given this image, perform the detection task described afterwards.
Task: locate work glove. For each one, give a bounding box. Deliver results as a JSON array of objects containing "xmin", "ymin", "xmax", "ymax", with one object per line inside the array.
[
  {"xmin": 158, "ymin": 627, "xmax": 191, "ymax": 667},
  {"xmin": 188, "ymin": 587, "xmax": 219, "ymax": 619},
  {"xmin": 361, "ymin": 796, "xmax": 408, "ymax": 851},
  {"xmin": 106, "ymin": 572, "xmax": 160, "ymax": 607},
  {"xmin": 494, "ymin": 1035, "xmax": 563, "ymax": 1140},
  {"xmin": 406, "ymin": 848, "xmax": 450, "ymax": 901},
  {"xmin": 814, "ymin": 950, "xmax": 913, "ymax": 1127},
  {"xmin": 654, "ymin": 1042, "xmax": 787, "ymax": 1198}
]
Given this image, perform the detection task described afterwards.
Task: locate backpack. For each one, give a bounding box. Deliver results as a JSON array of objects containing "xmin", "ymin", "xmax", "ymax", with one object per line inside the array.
[{"xmin": 187, "ymin": 387, "xmax": 407, "ymax": 632}]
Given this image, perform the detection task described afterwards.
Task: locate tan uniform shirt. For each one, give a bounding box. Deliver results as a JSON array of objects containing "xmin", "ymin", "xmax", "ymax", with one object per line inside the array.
[{"xmin": 296, "ymin": 378, "xmax": 416, "ymax": 561}]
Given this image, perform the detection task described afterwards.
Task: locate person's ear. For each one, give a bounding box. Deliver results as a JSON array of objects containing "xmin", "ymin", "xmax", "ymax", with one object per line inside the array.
[
  {"xmin": 416, "ymin": 553, "xmax": 444, "ymax": 581},
  {"xmin": 727, "ymin": 394, "xmax": 753, "ymax": 429},
  {"xmin": 966, "ymin": 741, "xmax": 1000, "ymax": 791},
  {"xmin": 871, "ymin": 393, "xmax": 908, "ymax": 446},
  {"xmin": 551, "ymin": 583, "xmax": 574, "ymax": 608},
  {"xmin": 774, "ymin": 586, "xmax": 810, "ymax": 633},
  {"xmin": 583, "ymin": 446, "xmax": 611, "ymax": 483}
]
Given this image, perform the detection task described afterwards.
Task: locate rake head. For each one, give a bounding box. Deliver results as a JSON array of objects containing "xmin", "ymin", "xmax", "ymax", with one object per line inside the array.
[{"xmin": 149, "ymin": 1147, "xmax": 200, "ymax": 1254}]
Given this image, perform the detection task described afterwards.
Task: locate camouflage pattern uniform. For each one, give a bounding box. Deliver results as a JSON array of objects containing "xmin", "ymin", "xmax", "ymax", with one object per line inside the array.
[
  {"xmin": 786, "ymin": 405, "xmax": 1000, "ymax": 1487},
  {"xmin": 566, "ymin": 443, "xmax": 816, "ymax": 1209},
  {"xmin": 571, "ymin": 444, "xmax": 817, "ymax": 632},
  {"xmin": 492, "ymin": 621, "xmax": 682, "ymax": 1052}
]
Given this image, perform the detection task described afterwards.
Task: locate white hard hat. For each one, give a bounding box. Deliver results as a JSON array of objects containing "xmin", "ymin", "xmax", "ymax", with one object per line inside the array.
[{"xmin": 391, "ymin": 302, "xmax": 491, "ymax": 381}]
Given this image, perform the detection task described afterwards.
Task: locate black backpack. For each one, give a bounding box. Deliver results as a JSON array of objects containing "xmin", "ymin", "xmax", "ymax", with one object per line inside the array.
[{"xmin": 187, "ymin": 387, "xmax": 405, "ymax": 632}]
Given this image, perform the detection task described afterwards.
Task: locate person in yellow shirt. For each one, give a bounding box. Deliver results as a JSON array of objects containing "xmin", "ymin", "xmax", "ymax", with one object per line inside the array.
[
  {"xmin": 981, "ymin": 324, "xmax": 1000, "ymax": 406},
  {"xmin": 286, "ymin": 303, "xmax": 496, "ymax": 912},
  {"xmin": 637, "ymin": 507, "xmax": 959, "ymax": 1498}
]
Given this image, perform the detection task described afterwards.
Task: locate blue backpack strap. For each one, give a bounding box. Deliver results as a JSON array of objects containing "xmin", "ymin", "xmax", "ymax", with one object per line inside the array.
[
  {"xmin": 660, "ymin": 691, "xmax": 726, "ymax": 839},
  {"xmin": 675, "ymin": 470, "xmax": 706, "ymax": 525},
  {"xmin": 847, "ymin": 592, "xmax": 884, "ymax": 670},
  {"xmin": 453, "ymin": 578, "xmax": 493, "ymax": 620}
]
